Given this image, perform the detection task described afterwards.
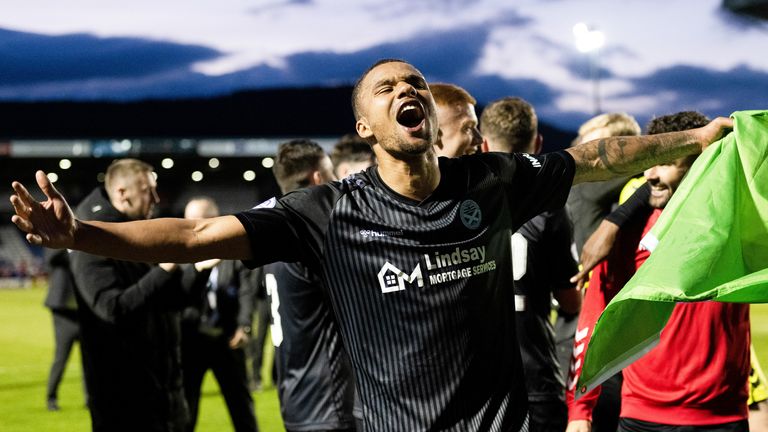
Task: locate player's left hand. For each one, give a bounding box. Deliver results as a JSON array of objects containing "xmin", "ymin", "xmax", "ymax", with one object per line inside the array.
[{"xmin": 696, "ymin": 117, "xmax": 733, "ymax": 150}]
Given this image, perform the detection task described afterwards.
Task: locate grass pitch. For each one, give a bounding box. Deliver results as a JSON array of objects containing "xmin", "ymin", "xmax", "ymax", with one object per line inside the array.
[
  {"xmin": 3, "ymin": 283, "xmax": 768, "ymax": 431},
  {"xmin": 0, "ymin": 283, "xmax": 285, "ymax": 432}
]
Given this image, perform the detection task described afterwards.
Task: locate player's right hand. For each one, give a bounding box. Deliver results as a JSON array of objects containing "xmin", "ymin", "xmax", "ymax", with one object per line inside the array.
[{"xmin": 10, "ymin": 170, "xmax": 77, "ymax": 249}]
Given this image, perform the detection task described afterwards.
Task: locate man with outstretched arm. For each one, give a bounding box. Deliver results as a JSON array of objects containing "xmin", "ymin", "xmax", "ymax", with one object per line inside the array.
[{"xmin": 11, "ymin": 59, "xmax": 732, "ymax": 432}]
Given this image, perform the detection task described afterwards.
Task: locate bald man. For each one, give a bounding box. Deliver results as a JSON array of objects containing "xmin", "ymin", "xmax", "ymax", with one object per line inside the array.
[{"xmin": 181, "ymin": 197, "xmax": 259, "ymax": 432}]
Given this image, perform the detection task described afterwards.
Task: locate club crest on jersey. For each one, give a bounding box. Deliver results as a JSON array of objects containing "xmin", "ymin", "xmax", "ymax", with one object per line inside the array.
[
  {"xmin": 253, "ymin": 197, "xmax": 276, "ymax": 209},
  {"xmin": 459, "ymin": 200, "xmax": 482, "ymax": 230},
  {"xmin": 377, "ymin": 262, "xmax": 424, "ymax": 294}
]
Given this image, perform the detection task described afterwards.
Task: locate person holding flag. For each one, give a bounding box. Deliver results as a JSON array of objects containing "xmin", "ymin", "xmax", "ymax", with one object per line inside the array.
[{"xmin": 566, "ymin": 111, "xmax": 751, "ymax": 432}]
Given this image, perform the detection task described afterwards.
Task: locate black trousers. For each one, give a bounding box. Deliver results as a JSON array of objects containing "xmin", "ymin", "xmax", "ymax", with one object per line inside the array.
[
  {"xmin": 47, "ymin": 309, "xmax": 81, "ymax": 401},
  {"xmin": 182, "ymin": 329, "xmax": 258, "ymax": 432},
  {"xmin": 248, "ymin": 299, "xmax": 271, "ymax": 385},
  {"xmin": 593, "ymin": 372, "xmax": 623, "ymax": 432}
]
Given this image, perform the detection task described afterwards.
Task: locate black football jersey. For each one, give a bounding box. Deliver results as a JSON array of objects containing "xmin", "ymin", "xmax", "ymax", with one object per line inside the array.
[
  {"xmin": 236, "ymin": 151, "xmax": 575, "ymax": 431},
  {"xmin": 264, "ymin": 260, "xmax": 357, "ymax": 430},
  {"xmin": 512, "ymin": 208, "xmax": 578, "ymax": 401}
]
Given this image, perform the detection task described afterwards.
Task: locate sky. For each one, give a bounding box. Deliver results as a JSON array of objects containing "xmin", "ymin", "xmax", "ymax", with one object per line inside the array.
[{"xmin": 1, "ymin": 0, "xmax": 767, "ymax": 130}]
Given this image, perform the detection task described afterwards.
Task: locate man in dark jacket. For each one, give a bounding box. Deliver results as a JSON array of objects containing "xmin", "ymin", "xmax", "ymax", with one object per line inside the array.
[
  {"xmin": 68, "ymin": 159, "xmax": 189, "ymax": 432},
  {"xmin": 180, "ymin": 197, "xmax": 259, "ymax": 432}
]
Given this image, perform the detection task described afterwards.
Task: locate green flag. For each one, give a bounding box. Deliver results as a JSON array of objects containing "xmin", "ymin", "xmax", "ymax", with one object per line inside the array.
[{"xmin": 576, "ymin": 110, "xmax": 768, "ymax": 396}]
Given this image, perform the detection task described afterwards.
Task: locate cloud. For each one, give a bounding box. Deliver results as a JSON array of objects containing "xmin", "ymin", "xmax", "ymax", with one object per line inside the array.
[
  {"xmin": 0, "ymin": 7, "xmax": 543, "ymax": 104},
  {"xmin": 0, "ymin": 27, "xmax": 221, "ymax": 85},
  {"xmin": 284, "ymin": 25, "xmax": 492, "ymax": 85},
  {"xmin": 717, "ymin": 4, "xmax": 768, "ymax": 28},
  {"xmin": 0, "ymin": 20, "xmax": 587, "ymax": 132},
  {"xmin": 0, "ymin": 22, "xmax": 498, "ymax": 100},
  {"xmin": 461, "ymin": 75, "xmax": 560, "ymax": 107},
  {"xmin": 249, "ymin": 0, "xmax": 313, "ymax": 14},
  {"xmin": 368, "ymin": 0, "xmax": 480, "ymax": 19},
  {"xmin": 0, "ymin": 69, "xmax": 224, "ymax": 100},
  {"xmin": 621, "ymin": 64, "xmax": 768, "ymax": 119},
  {"xmin": 3, "ymin": 18, "xmax": 764, "ymax": 135},
  {"xmin": 560, "ymin": 55, "xmax": 615, "ymax": 81}
]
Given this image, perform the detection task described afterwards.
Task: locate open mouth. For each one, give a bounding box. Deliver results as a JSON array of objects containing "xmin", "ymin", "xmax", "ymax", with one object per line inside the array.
[{"xmin": 396, "ymin": 101, "xmax": 425, "ymax": 128}]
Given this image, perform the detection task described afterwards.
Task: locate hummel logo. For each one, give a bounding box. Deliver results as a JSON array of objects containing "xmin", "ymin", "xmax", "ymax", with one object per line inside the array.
[
  {"xmin": 522, "ymin": 153, "xmax": 542, "ymax": 168},
  {"xmin": 253, "ymin": 197, "xmax": 276, "ymax": 209}
]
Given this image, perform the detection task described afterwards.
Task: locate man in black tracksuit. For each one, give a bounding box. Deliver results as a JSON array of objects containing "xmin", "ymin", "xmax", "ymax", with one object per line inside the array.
[{"xmin": 68, "ymin": 159, "xmax": 189, "ymax": 432}]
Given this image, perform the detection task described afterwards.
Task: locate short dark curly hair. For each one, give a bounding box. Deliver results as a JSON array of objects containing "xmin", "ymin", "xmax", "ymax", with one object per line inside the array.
[
  {"xmin": 645, "ymin": 111, "xmax": 710, "ymax": 135},
  {"xmin": 646, "ymin": 111, "xmax": 710, "ymax": 167}
]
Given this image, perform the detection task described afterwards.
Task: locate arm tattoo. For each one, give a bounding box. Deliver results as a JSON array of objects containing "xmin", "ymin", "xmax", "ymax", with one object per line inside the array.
[
  {"xmin": 597, "ymin": 139, "xmax": 625, "ymax": 175},
  {"xmin": 568, "ymin": 131, "xmax": 699, "ymax": 184}
]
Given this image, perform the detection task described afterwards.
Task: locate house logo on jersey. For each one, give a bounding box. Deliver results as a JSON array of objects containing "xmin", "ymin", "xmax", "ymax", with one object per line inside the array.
[
  {"xmin": 459, "ymin": 200, "xmax": 482, "ymax": 229},
  {"xmin": 377, "ymin": 262, "xmax": 424, "ymax": 293},
  {"xmin": 377, "ymin": 243, "xmax": 497, "ymax": 293}
]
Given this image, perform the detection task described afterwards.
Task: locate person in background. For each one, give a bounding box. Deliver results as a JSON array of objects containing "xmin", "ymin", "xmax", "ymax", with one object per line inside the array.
[
  {"xmin": 264, "ymin": 139, "xmax": 358, "ymax": 432},
  {"xmin": 430, "ymin": 82, "xmax": 483, "ymax": 158},
  {"xmin": 247, "ymin": 277, "xmax": 271, "ymax": 392},
  {"xmin": 480, "ymin": 96, "xmax": 580, "ymax": 432},
  {"xmin": 566, "ymin": 111, "xmax": 750, "ymax": 432},
  {"xmin": 181, "ymin": 197, "xmax": 259, "ymax": 432},
  {"xmin": 43, "ymin": 248, "xmax": 85, "ymax": 411},
  {"xmin": 331, "ymin": 133, "xmax": 376, "ymax": 179},
  {"xmin": 748, "ymin": 347, "xmax": 768, "ymax": 431},
  {"xmin": 558, "ymin": 112, "xmax": 643, "ymax": 431},
  {"xmin": 67, "ymin": 158, "xmax": 189, "ymax": 432},
  {"xmin": 566, "ymin": 112, "xmax": 642, "ymax": 255}
]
